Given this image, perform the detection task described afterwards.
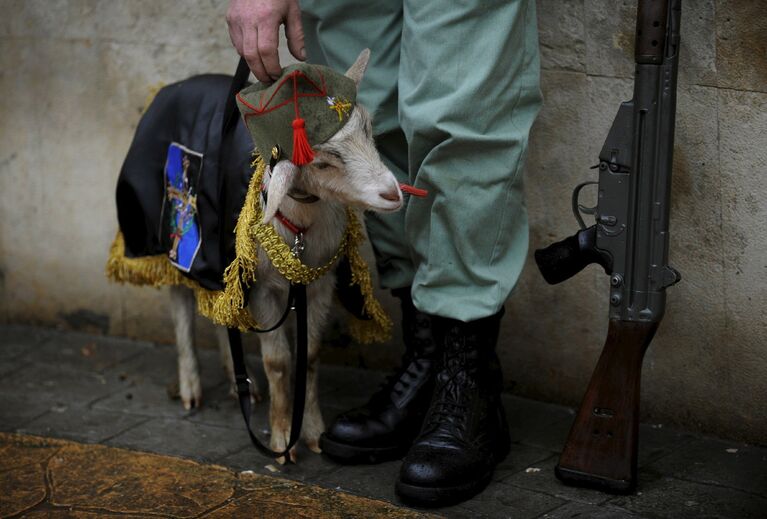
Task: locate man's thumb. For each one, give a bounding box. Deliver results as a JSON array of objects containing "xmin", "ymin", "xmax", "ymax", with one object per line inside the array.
[{"xmin": 285, "ymin": 4, "xmax": 306, "ymax": 61}]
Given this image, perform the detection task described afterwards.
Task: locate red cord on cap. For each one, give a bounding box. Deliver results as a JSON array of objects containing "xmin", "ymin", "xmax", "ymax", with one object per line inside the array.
[{"xmin": 290, "ymin": 73, "xmax": 314, "ymax": 166}]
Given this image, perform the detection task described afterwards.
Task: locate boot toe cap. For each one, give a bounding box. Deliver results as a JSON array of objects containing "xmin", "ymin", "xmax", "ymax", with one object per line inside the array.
[
  {"xmin": 399, "ymin": 444, "xmax": 486, "ymax": 488},
  {"xmin": 324, "ymin": 409, "xmax": 395, "ymax": 446}
]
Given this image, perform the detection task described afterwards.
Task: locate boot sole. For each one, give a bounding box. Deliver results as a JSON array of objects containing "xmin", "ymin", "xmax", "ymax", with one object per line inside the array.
[
  {"xmin": 395, "ymin": 470, "xmax": 493, "ymax": 507},
  {"xmin": 319, "ymin": 433, "xmax": 409, "ymax": 464}
]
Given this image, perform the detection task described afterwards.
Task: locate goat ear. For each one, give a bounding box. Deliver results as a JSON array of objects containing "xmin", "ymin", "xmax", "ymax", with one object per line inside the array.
[
  {"xmin": 262, "ymin": 160, "xmax": 297, "ymax": 224},
  {"xmin": 345, "ymin": 48, "xmax": 370, "ymax": 88}
]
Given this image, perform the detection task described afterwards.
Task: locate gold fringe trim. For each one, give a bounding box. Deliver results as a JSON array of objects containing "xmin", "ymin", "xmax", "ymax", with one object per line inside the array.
[
  {"xmin": 213, "ymin": 153, "xmax": 391, "ymax": 342},
  {"xmin": 107, "ymin": 152, "xmax": 392, "ymax": 343},
  {"xmin": 210, "ymin": 155, "xmax": 265, "ymax": 330},
  {"xmin": 105, "ymin": 232, "xmax": 221, "ymax": 319},
  {"xmin": 342, "ymin": 213, "xmax": 392, "ymax": 344}
]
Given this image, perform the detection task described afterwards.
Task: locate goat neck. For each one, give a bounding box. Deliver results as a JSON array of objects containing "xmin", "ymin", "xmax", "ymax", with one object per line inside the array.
[{"xmin": 269, "ymin": 193, "xmax": 347, "ymax": 269}]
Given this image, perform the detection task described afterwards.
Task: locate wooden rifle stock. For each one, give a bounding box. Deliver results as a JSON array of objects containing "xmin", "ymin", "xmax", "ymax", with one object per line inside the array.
[{"xmin": 556, "ymin": 320, "xmax": 658, "ymax": 493}]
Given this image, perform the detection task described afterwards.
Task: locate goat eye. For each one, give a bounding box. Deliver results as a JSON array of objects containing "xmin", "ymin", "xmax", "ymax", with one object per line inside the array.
[{"xmin": 314, "ymin": 161, "xmax": 332, "ymax": 170}]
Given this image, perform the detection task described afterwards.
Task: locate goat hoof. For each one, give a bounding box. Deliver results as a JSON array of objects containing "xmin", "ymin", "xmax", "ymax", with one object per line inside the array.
[
  {"xmin": 179, "ymin": 378, "xmax": 202, "ymax": 410},
  {"xmin": 182, "ymin": 395, "xmax": 201, "ymax": 410}
]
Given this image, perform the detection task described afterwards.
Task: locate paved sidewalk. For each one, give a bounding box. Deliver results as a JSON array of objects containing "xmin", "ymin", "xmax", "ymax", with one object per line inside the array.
[{"xmin": 1, "ymin": 325, "xmax": 765, "ymax": 518}]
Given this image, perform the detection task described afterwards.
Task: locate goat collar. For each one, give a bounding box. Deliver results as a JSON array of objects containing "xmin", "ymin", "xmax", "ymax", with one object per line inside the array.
[
  {"xmin": 216, "ymin": 154, "xmax": 392, "ymax": 344},
  {"xmin": 275, "ymin": 211, "xmax": 307, "ymax": 235}
]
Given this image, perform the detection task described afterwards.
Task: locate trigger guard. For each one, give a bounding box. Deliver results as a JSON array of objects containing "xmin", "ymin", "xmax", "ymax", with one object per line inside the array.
[{"xmin": 571, "ymin": 181, "xmax": 599, "ymax": 230}]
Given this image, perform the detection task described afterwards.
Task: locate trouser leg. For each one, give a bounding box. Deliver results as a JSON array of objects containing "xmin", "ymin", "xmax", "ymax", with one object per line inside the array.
[
  {"xmin": 399, "ymin": 0, "xmax": 542, "ymax": 321},
  {"xmin": 300, "ymin": 0, "xmax": 414, "ymax": 290}
]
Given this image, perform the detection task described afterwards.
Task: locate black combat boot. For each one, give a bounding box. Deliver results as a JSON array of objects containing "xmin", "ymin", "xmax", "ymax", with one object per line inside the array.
[
  {"xmin": 320, "ymin": 287, "xmax": 439, "ymax": 463},
  {"xmin": 395, "ymin": 310, "xmax": 510, "ymax": 506}
]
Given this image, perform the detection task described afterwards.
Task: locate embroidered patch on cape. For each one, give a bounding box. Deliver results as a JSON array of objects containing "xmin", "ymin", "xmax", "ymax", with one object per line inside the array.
[{"xmin": 161, "ymin": 143, "xmax": 202, "ymax": 272}]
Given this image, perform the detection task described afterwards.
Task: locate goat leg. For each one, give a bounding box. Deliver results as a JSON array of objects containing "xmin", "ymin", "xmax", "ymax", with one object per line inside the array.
[{"xmin": 169, "ymin": 286, "xmax": 202, "ymax": 410}]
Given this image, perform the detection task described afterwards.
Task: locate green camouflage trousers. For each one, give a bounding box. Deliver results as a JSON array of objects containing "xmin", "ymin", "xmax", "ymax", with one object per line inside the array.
[{"xmin": 301, "ymin": 0, "xmax": 542, "ymax": 321}]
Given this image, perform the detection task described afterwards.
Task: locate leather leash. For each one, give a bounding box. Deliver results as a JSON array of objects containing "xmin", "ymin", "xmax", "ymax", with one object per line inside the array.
[{"xmin": 223, "ymin": 58, "xmax": 309, "ymax": 460}]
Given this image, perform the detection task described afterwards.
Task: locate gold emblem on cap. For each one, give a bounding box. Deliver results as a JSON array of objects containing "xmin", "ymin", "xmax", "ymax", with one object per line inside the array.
[{"xmin": 271, "ymin": 146, "xmax": 281, "ymax": 160}]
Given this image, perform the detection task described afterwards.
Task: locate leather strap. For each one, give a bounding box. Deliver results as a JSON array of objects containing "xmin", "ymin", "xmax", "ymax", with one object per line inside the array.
[
  {"xmin": 223, "ymin": 59, "xmax": 309, "ymax": 461},
  {"xmin": 222, "ymin": 58, "xmax": 251, "ymax": 137},
  {"xmin": 227, "ymin": 283, "xmax": 308, "ymax": 459}
]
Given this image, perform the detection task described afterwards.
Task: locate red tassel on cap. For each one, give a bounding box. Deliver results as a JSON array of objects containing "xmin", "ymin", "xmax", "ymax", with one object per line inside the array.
[{"xmin": 291, "ymin": 117, "xmax": 314, "ymax": 166}]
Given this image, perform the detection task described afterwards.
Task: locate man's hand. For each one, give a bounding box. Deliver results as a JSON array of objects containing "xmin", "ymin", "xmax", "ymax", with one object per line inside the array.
[{"xmin": 226, "ymin": 0, "xmax": 306, "ymax": 83}]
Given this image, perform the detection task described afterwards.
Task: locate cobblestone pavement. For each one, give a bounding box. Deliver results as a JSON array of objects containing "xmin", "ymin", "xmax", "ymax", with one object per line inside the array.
[{"xmin": 1, "ymin": 325, "xmax": 765, "ymax": 518}]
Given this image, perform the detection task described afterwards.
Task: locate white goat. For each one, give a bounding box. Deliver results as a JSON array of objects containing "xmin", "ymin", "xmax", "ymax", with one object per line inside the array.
[{"xmin": 169, "ymin": 50, "xmax": 402, "ymax": 462}]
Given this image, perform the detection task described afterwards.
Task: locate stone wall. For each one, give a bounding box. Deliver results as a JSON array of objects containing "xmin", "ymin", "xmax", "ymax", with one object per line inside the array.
[{"xmin": 1, "ymin": 1, "xmax": 765, "ymax": 442}]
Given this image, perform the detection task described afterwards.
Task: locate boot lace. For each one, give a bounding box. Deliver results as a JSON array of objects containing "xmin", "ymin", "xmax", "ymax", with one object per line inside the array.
[{"xmin": 422, "ymin": 344, "xmax": 477, "ymax": 438}]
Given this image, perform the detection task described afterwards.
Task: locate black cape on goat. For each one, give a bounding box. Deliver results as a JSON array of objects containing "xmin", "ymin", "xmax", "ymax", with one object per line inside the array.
[{"xmin": 116, "ymin": 74, "xmax": 253, "ymax": 291}]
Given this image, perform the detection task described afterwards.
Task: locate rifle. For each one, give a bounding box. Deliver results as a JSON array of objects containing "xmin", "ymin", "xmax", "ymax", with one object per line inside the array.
[{"xmin": 533, "ymin": 0, "xmax": 682, "ymax": 493}]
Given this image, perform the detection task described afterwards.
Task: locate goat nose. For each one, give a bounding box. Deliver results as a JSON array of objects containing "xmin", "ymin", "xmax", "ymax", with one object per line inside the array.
[{"xmin": 379, "ymin": 188, "xmax": 400, "ymax": 202}]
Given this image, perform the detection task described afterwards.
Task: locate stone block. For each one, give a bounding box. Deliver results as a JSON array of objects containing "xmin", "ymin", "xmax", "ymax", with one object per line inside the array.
[
  {"xmin": 716, "ymin": 88, "xmax": 767, "ymax": 440},
  {"xmin": 537, "ymin": 0, "xmax": 586, "ymax": 73},
  {"xmin": 2, "ymin": 0, "xmax": 229, "ymax": 48},
  {"xmin": 678, "ymin": 0, "xmax": 718, "ymax": 87},
  {"xmin": 716, "ymin": 0, "xmax": 767, "ymax": 92},
  {"xmin": 584, "ymin": 0, "xmax": 636, "ymax": 78}
]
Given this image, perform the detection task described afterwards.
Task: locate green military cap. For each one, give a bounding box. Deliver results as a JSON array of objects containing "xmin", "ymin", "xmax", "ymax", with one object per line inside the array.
[{"xmin": 236, "ymin": 62, "xmax": 358, "ymax": 165}]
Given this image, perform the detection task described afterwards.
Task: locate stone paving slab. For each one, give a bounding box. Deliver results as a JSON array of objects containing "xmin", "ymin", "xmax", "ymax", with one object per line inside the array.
[
  {"xmin": 1, "ymin": 325, "xmax": 766, "ymax": 518},
  {"xmin": 644, "ymin": 436, "xmax": 767, "ymax": 497},
  {"xmin": 502, "ymin": 454, "xmax": 615, "ymax": 506},
  {"xmin": 19, "ymin": 329, "xmax": 149, "ymax": 373},
  {"xmin": 0, "ymin": 389, "xmax": 56, "ymax": 431},
  {"xmin": 105, "ymin": 417, "xmax": 253, "ymax": 464},
  {"xmin": 0, "ymin": 363, "xmax": 116, "ymax": 408},
  {"xmin": 0, "ymin": 325, "xmax": 51, "ymax": 360},
  {"xmin": 539, "ymin": 501, "xmax": 642, "ymax": 519},
  {"xmin": 608, "ymin": 475, "xmax": 767, "ymax": 519},
  {"xmin": 0, "ymin": 432, "xmax": 435, "ymax": 519},
  {"xmin": 451, "ymin": 481, "xmax": 568, "ymax": 519},
  {"xmin": 16, "ymin": 405, "xmax": 149, "ymax": 445}
]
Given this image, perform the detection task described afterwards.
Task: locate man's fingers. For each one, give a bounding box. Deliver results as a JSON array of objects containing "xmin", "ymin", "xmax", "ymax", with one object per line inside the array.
[
  {"xmin": 227, "ymin": 20, "xmax": 244, "ymax": 56},
  {"xmin": 285, "ymin": 4, "xmax": 306, "ymax": 61},
  {"xmin": 257, "ymin": 24, "xmax": 282, "ymax": 80},
  {"xmin": 242, "ymin": 27, "xmax": 271, "ymax": 83}
]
